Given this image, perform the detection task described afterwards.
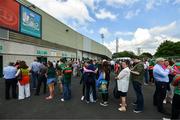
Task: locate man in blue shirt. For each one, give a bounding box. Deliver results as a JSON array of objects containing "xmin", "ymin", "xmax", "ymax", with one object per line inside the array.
[
  {"xmin": 30, "ymin": 59, "xmax": 40, "ymax": 89},
  {"xmin": 3, "ymin": 62, "xmax": 17, "ymax": 100},
  {"xmin": 153, "ymin": 58, "xmax": 170, "ymax": 114}
]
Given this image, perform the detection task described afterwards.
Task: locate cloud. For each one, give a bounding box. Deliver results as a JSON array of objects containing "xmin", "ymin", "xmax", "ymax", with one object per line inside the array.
[
  {"xmin": 82, "ymin": 0, "xmax": 95, "ymax": 10},
  {"xmin": 95, "ymin": 9, "xmax": 117, "ymax": 20},
  {"xmin": 106, "ymin": 0, "xmax": 139, "ymax": 7},
  {"xmin": 146, "ymin": 0, "xmax": 155, "ymax": 10},
  {"xmin": 115, "ymin": 31, "xmax": 133, "ymax": 36},
  {"xmin": 104, "ymin": 21, "xmax": 180, "ymax": 54},
  {"xmin": 89, "ymin": 29, "xmax": 94, "ymax": 34},
  {"xmin": 173, "ymin": 0, "xmax": 180, "ymax": 4},
  {"xmin": 81, "ymin": 26, "xmax": 95, "ymax": 35},
  {"xmin": 99, "ymin": 27, "xmax": 109, "ymax": 35},
  {"xmin": 146, "ymin": 0, "xmax": 170, "ymax": 10},
  {"xmin": 27, "ymin": 0, "xmax": 95, "ymax": 25},
  {"xmin": 125, "ymin": 9, "xmax": 140, "ymax": 19},
  {"xmin": 149, "ymin": 21, "xmax": 176, "ymax": 35}
]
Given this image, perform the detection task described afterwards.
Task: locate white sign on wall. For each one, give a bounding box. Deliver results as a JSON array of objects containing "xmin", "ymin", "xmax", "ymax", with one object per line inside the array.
[{"xmin": 0, "ymin": 41, "xmax": 4, "ymax": 53}]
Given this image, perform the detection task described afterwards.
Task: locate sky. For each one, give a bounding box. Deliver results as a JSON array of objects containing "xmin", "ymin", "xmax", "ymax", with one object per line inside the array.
[{"xmin": 27, "ymin": 0, "xmax": 180, "ymax": 55}]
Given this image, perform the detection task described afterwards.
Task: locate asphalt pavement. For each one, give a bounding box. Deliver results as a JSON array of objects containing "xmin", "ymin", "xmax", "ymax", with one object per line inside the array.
[{"xmin": 0, "ymin": 73, "xmax": 171, "ymax": 119}]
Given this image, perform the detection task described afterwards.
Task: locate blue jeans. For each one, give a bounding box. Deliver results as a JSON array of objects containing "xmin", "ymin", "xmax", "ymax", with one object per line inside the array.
[
  {"xmin": 31, "ymin": 72, "xmax": 38, "ymax": 88},
  {"xmin": 62, "ymin": 83, "xmax": 71, "ymax": 100},
  {"xmin": 144, "ymin": 69, "xmax": 149, "ymax": 84},
  {"xmin": 132, "ymin": 81, "xmax": 144, "ymax": 111}
]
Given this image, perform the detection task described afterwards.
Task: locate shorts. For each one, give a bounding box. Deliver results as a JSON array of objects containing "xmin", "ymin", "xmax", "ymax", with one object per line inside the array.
[
  {"xmin": 47, "ymin": 78, "xmax": 56, "ymax": 85},
  {"xmin": 118, "ymin": 91, "xmax": 127, "ymax": 97}
]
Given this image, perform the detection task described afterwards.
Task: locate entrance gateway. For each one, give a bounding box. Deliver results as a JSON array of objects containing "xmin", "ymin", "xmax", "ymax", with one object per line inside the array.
[
  {"xmin": 37, "ymin": 56, "xmax": 47, "ymax": 63},
  {"xmin": 0, "ymin": 56, "xmax": 3, "ymax": 77}
]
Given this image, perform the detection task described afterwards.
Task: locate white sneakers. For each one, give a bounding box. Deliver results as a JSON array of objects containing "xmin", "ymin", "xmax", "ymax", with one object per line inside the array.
[
  {"xmin": 118, "ymin": 107, "xmax": 126, "ymax": 112},
  {"xmin": 100, "ymin": 102, "xmax": 108, "ymax": 107},
  {"xmin": 61, "ymin": 98, "xmax": 64, "ymax": 102},
  {"xmin": 163, "ymin": 100, "xmax": 167, "ymax": 104},
  {"xmin": 163, "ymin": 99, "xmax": 172, "ymax": 104},
  {"xmin": 162, "ymin": 117, "xmax": 171, "ymax": 120},
  {"xmin": 81, "ymin": 96, "xmax": 85, "ymax": 101}
]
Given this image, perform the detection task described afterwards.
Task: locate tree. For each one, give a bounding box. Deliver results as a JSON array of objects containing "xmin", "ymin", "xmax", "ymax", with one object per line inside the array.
[
  {"xmin": 139, "ymin": 52, "xmax": 153, "ymax": 59},
  {"xmin": 155, "ymin": 40, "xmax": 180, "ymax": 57},
  {"xmin": 112, "ymin": 51, "xmax": 137, "ymax": 58}
]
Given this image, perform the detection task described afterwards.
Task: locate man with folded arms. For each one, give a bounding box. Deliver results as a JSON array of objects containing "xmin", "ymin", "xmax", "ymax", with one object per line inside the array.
[{"xmin": 153, "ymin": 58, "xmax": 170, "ymax": 114}]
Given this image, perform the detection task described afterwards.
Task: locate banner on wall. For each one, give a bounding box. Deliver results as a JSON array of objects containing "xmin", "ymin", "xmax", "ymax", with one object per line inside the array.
[
  {"xmin": 20, "ymin": 5, "xmax": 41, "ymax": 38},
  {"xmin": 0, "ymin": 0, "xmax": 19, "ymax": 31}
]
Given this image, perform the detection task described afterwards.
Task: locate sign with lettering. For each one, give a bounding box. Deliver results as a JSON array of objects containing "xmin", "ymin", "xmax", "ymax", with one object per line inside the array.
[
  {"xmin": 37, "ymin": 50, "xmax": 47, "ymax": 55},
  {"xmin": 20, "ymin": 6, "xmax": 41, "ymax": 38}
]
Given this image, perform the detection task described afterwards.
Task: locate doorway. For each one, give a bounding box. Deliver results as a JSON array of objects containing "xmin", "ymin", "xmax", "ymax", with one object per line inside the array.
[
  {"xmin": 0, "ymin": 56, "xmax": 3, "ymax": 77},
  {"xmin": 37, "ymin": 56, "xmax": 47, "ymax": 63}
]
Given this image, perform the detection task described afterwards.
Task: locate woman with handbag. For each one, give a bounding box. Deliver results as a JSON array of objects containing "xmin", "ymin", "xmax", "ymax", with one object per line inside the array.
[
  {"xmin": 16, "ymin": 61, "xmax": 30, "ymax": 100},
  {"xmin": 115, "ymin": 61, "xmax": 130, "ymax": 112},
  {"xmin": 98, "ymin": 61, "xmax": 110, "ymax": 107}
]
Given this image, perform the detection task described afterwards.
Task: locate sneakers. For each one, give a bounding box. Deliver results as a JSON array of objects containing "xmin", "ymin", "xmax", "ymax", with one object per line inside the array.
[
  {"xmin": 92, "ymin": 99, "xmax": 97, "ymax": 103},
  {"xmin": 162, "ymin": 117, "xmax": 171, "ymax": 120},
  {"xmin": 85, "ymin": 100, "xmax": 90, "ymax": 104},
  {"xmin": 163, "ymin": 100, "xmax": 167, "ymax": 104},
  {"xmin": 61, "ymin": 98, "xmax": 64, "ymax": 102},
  {"xmin": 100, "ymin": 102, "xmax": 108, "ymax": 107},
  {"xmin": 46, "ymin": 96, "xmax": 53, "ymax": 100},
  {"xmin": 133, "ymin": 109, "xmax": 142, "ymax": 113},
  {"xmin": 144, "ymin": 83, "xmax": 148, "ymax": 86},
  {"xmin": 118, "ymin": 107, "xmax": 126, "ymax": 112},
  {"xmin": 81, "ymin": 96, "xmax": 85, "ymax": 101}
]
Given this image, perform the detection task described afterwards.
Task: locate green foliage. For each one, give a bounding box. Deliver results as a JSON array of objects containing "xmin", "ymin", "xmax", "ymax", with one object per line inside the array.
[
  {"xmin": 139, "ymin": 52, "xmax": 153, "ymax": 59},
  {"xmin": 112, "ymin": 51, "xmax": 137, "ymax": 58},
  {"xmin": 155, "ymin": 40, "xmax": 180, "ymax": 57}
]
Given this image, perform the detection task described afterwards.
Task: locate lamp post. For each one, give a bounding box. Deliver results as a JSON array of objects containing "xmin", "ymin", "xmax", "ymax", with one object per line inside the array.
[
  {"xmin": 116, "ymin": 37, "xmax": 119, "ymax": 53},
  {"xmin": 137, "ymin": 47, "xmax": 141, "ymax": 55},
  {"xmin": 100, "ymin": 33, "xmax": 104, "ymax": 45}
]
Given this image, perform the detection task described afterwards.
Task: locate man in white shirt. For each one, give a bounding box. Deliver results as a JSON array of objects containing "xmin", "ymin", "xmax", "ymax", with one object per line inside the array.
[{"xmin": 3, "ymin": 62, "xmax": 17, "ymax": 99}]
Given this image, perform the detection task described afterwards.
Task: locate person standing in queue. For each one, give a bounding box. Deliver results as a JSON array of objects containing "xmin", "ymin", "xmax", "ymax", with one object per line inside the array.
[
  {"xmin": 115, "ymin": 61, "xmax": 130, "ymax": 111},
  {"xmin": 130, "ymin": 59, "xmax": 145, "ymax": 113},
  {"xmin": 153, "ymin": 58, "xmax": 170, "ymax": 115},
  {"xmin": 46, "ymin": 61, "xmax": 56, "ymax": 100},
  {"xmin": 3, "ymin": 62, "xmax": 17, "ymax": 100}
]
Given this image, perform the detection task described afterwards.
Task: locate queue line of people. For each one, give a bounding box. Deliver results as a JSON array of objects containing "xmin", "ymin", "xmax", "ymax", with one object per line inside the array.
[{"xmin": 2, "ymin": 57, "xmax": 180, "ymax": 119}]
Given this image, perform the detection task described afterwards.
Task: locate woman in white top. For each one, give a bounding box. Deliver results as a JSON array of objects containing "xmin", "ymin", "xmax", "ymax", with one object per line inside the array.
[{"xmin": 115, "ymin": 61, "xmax": 130, "ymax": 112}]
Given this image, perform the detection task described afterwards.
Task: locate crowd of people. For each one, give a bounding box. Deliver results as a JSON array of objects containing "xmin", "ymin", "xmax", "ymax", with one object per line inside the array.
[{"xmin": 2, "ymin": 57, "xmax": 180, "ymax": 119}]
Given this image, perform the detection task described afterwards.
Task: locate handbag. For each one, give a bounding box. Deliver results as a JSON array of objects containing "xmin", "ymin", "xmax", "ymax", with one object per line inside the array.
[
  {"xmin": 113, "ymin": 81, "xmax": 120, "ymax": 99},
  {"xmin": 96, "ymin": 72, "xmax": 103, "ymax": 88},
  {"xmin": 98, "ymin": 79, "xmax": 108, "ymax": 93},
  {"xmin": 17, "ymin": 70, "xmax": 22, "ymax": 81}
]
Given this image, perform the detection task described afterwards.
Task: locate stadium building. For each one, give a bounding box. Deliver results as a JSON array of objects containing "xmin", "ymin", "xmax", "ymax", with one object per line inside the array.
[{"xmin": 0, "ymin": 0, "xmax": 112, "ymax": 77}]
